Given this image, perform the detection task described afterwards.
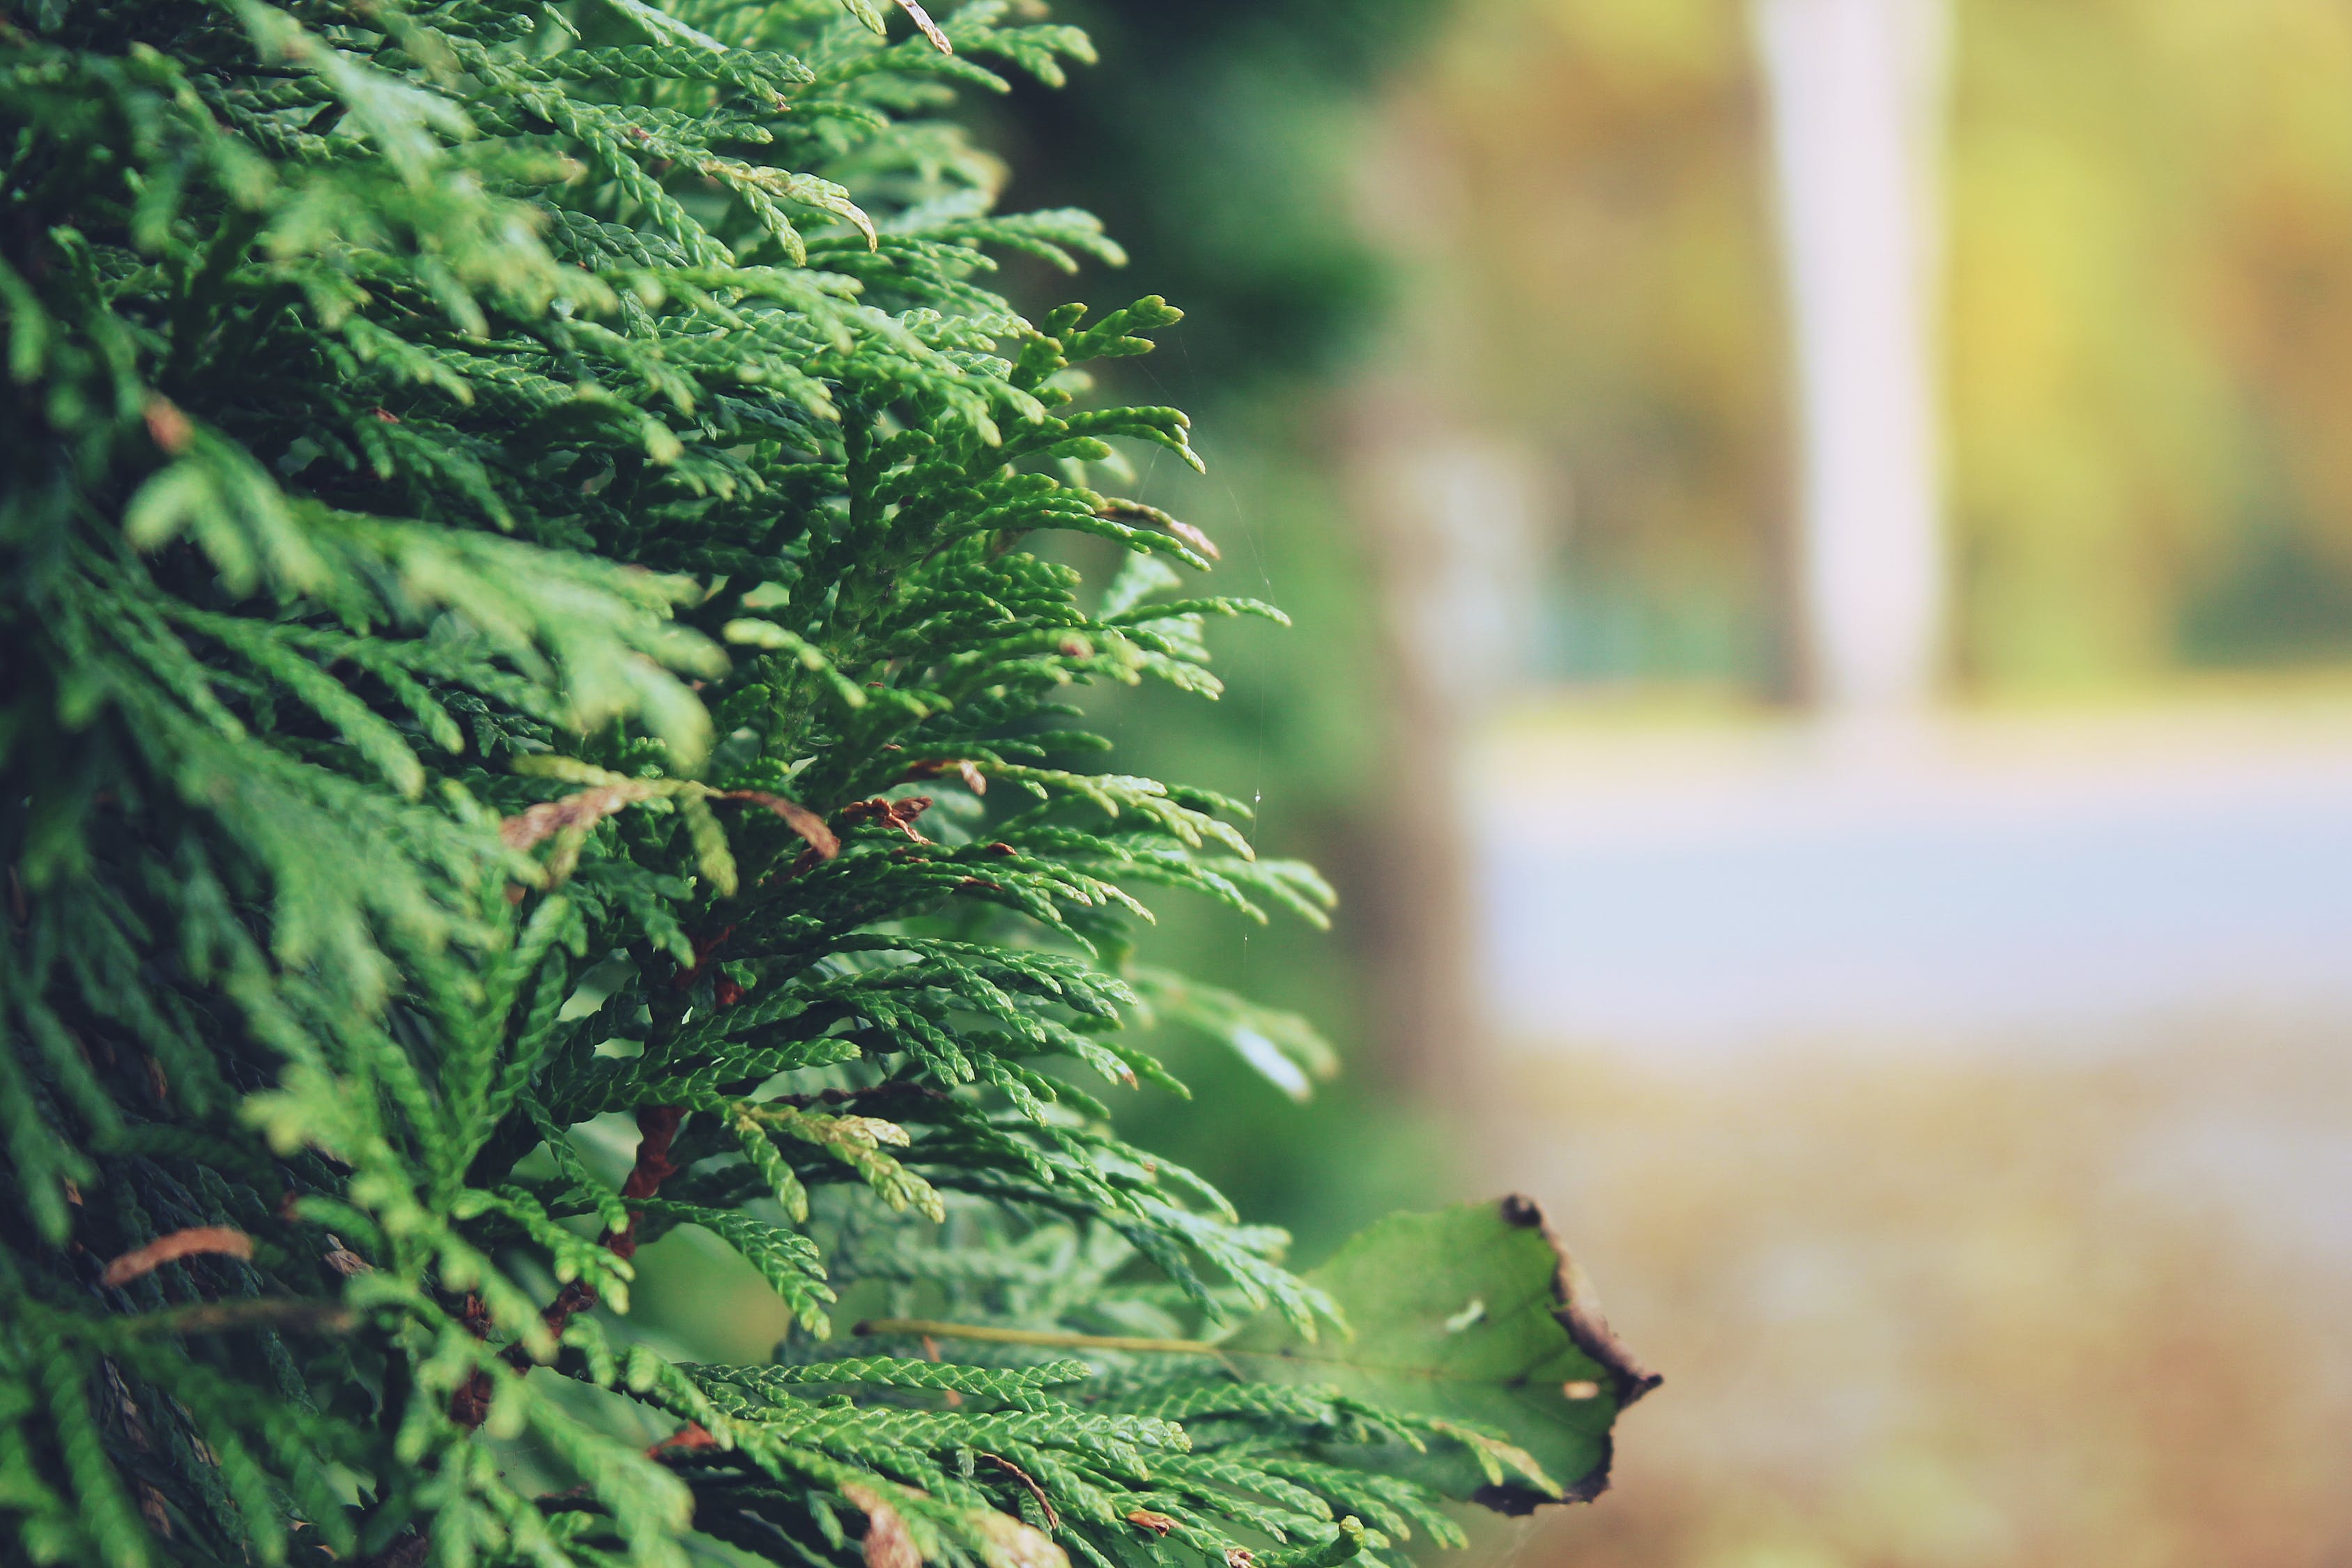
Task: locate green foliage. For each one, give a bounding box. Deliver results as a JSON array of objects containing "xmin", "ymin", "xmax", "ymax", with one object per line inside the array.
[
  {"xmin": 0, "ymin": 2, "xmax": 1640, "ymax": 1566},
  {"xmin": 1010, "ymin": 0, "xmax": 1447, "ymax": 384},
  {"xmin": 999, "ymin": 0, "xmax": 1454, "ymax": 1251}
]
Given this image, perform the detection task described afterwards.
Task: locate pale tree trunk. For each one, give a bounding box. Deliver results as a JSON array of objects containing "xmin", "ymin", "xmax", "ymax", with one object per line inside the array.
[{"xmin": 1753, "ymin": 0, "xmax": 1952, "ymax": 716}]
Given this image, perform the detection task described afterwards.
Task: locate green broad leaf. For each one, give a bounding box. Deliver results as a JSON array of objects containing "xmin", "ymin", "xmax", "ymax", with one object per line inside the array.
[{"xmin": 1219, "ymin": 1196, "xmax": 1658, "ymax": 1514}]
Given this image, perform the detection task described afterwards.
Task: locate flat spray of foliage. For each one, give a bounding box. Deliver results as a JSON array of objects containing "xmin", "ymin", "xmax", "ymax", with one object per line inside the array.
[{"xmin": 0, "ymin": 1, "xmax": 1654, "ymax": 1564}]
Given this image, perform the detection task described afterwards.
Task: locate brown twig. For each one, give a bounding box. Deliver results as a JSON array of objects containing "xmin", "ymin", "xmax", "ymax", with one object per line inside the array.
[
  {"xmin": 672, "ymin": 923, "xmax": 741, "ymax": 997},
  {"xmin": 452, "ymin": 1105, "xmax": 686, "ymax": 1427},
  {"xmin": 100, "ymin": 1227, "xmax": 253, "ymax": 1288},
  {"xmin": 529, "ymin": 1102, "xmax": 683, "ymax": 1332},
  {"xmin": 979, "ymin": 1454, "xmax": 1060, "ymax": 1531}
]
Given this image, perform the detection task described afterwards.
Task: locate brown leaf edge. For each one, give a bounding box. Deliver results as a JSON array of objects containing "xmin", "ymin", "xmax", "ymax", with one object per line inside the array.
[{"xmin": 1474, "ymin": 1194, "xmax": 1661, "ymax": 1515}]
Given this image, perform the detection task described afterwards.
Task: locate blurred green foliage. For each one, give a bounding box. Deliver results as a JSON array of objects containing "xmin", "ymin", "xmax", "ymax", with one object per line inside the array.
[
  {"xmin": 1000, "ymin": 0, "xmax": 1444, "ymax": 385},
  {"xmin": 974, "ymin": 0, "xmax": 1463, "ymax": 1252}
]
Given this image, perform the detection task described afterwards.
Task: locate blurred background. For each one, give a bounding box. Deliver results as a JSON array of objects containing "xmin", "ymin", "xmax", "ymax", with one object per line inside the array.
[{"xmin": 654, "ymin": 1, "xmax": 2352, "ymax": 1563}]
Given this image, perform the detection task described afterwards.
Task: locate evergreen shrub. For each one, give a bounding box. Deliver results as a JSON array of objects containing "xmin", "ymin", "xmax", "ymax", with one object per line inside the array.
[{"xmin": 0, "ymin": 1, "xmax": 1654, "ymax": 1563}]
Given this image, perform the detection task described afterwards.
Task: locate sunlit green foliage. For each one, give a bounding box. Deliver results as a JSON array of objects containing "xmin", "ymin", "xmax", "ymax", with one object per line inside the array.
[{"xmin": 0, "ymin": 1, "xmax": 1630, "ymax": 1564}]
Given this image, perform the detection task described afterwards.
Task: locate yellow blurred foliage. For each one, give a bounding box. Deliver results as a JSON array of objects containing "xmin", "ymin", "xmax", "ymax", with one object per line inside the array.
[
  {"xmin": 1953, "ymin": 0, "xmax": 2352, "ymax": 685},
  {"xmin": 1390, "ymin": 0, "xmax": 2352, "ymax": 690},
  {"xmin": 1387, "ymin": 0, "xmax": 1792, "ymax": 686}
]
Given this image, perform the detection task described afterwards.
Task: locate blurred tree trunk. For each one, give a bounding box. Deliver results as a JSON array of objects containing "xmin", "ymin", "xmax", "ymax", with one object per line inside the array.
[
  {"xmin": 1753, "ymin": 0, "xmax": 1952, "ymax": 714},
  {"xmin": 1335, "ymin": 377, "xmax": 1542, "ymax": 1105}
]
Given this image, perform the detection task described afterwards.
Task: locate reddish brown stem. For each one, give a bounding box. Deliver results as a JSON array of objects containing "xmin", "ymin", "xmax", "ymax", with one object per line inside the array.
[
  {"xmin": 447, "ymin": 1293, "xmax": 498, "ymax": 1429},
  {"xmin": 532, "ymin": 1103, "xmax": 683, "ymax": 1332},
  {"xmin": 450, "ymin": 1106, "xmax": 685, "ymax": 1427},
  {"xmin": 672, "ymin": 923, "xmax": 740, "ymax": 994}
]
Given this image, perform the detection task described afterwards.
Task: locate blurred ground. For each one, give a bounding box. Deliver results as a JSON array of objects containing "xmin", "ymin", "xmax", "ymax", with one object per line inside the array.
[{"xmin": 1477, "ymin": 1032, "xmax": 2352, "ymax": 1568}]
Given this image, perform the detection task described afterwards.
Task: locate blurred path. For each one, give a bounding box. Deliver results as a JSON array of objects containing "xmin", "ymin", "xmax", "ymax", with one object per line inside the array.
[{"xmin": 1475, "ymin": 699, "xmax": 2352, "ymax": 1056}]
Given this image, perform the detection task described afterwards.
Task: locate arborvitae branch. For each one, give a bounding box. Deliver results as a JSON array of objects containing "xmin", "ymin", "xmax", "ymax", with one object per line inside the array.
[{"xmin": 1, "ymin": 1, "xmax": 1643, "ymax": 1565}]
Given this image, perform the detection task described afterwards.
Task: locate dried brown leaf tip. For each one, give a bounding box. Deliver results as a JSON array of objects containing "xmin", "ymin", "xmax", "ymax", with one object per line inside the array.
[
  {"xmin": 142, "ymin": 396, "xmax": 192, "ymax": 455},
  {"xmin": 499, "ymin": 784, "xmax": 649, "ymax": 853},
  {"xmin": 647, "ymin": 1422, "xmax": 722, "ymax": 1457},
  {"xmin": 1166, "ymin": 520, "xmax": 1218, "ymax": 560},
  {"xmin": 1224, "ymin": 1548, "xmax": 1257, "ymax": 1568},
  {"xmin": 498, "ymin": 781, "xmax": 668, "ymax": 886},
  {"xmin": 716, "ymin": 790, "xmax": 841, "ymax": 859},
  {"xmin": 1498, "ymin": 1192, "xmax": 1661, "ymax": 1407},
  {"xmin": 139, "ymin": 1482, "xmax": 173, "ymax": 1538},
  {"xmin": 845, "ymin": 1485, "xmax": 922, "ymax": 1568},
  {"xmin": 841, "ymin": 795, "xmax": 934, "ymax": 843},
  {"xmin": 897, "ymin": 0, "xmax": 951, "ymax": 52},
  {"xmin": 902, "ymin": 758, "xmax": 987, "ymax": 795},
  {"xmin": 1098, "ymin": 498, "xmax": 1218, "ymax": 560},
  {"xmin": 1124, "ymin": 1510, "xmax": 1175, "ymax": 1537},
  {"xmin": 322, "ymin": 1236, "xmax": 374, "ymax": 1277},
  {"xmin": 101, "ymin": 1226, "xmax": 253, "ymax": 1287}
]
